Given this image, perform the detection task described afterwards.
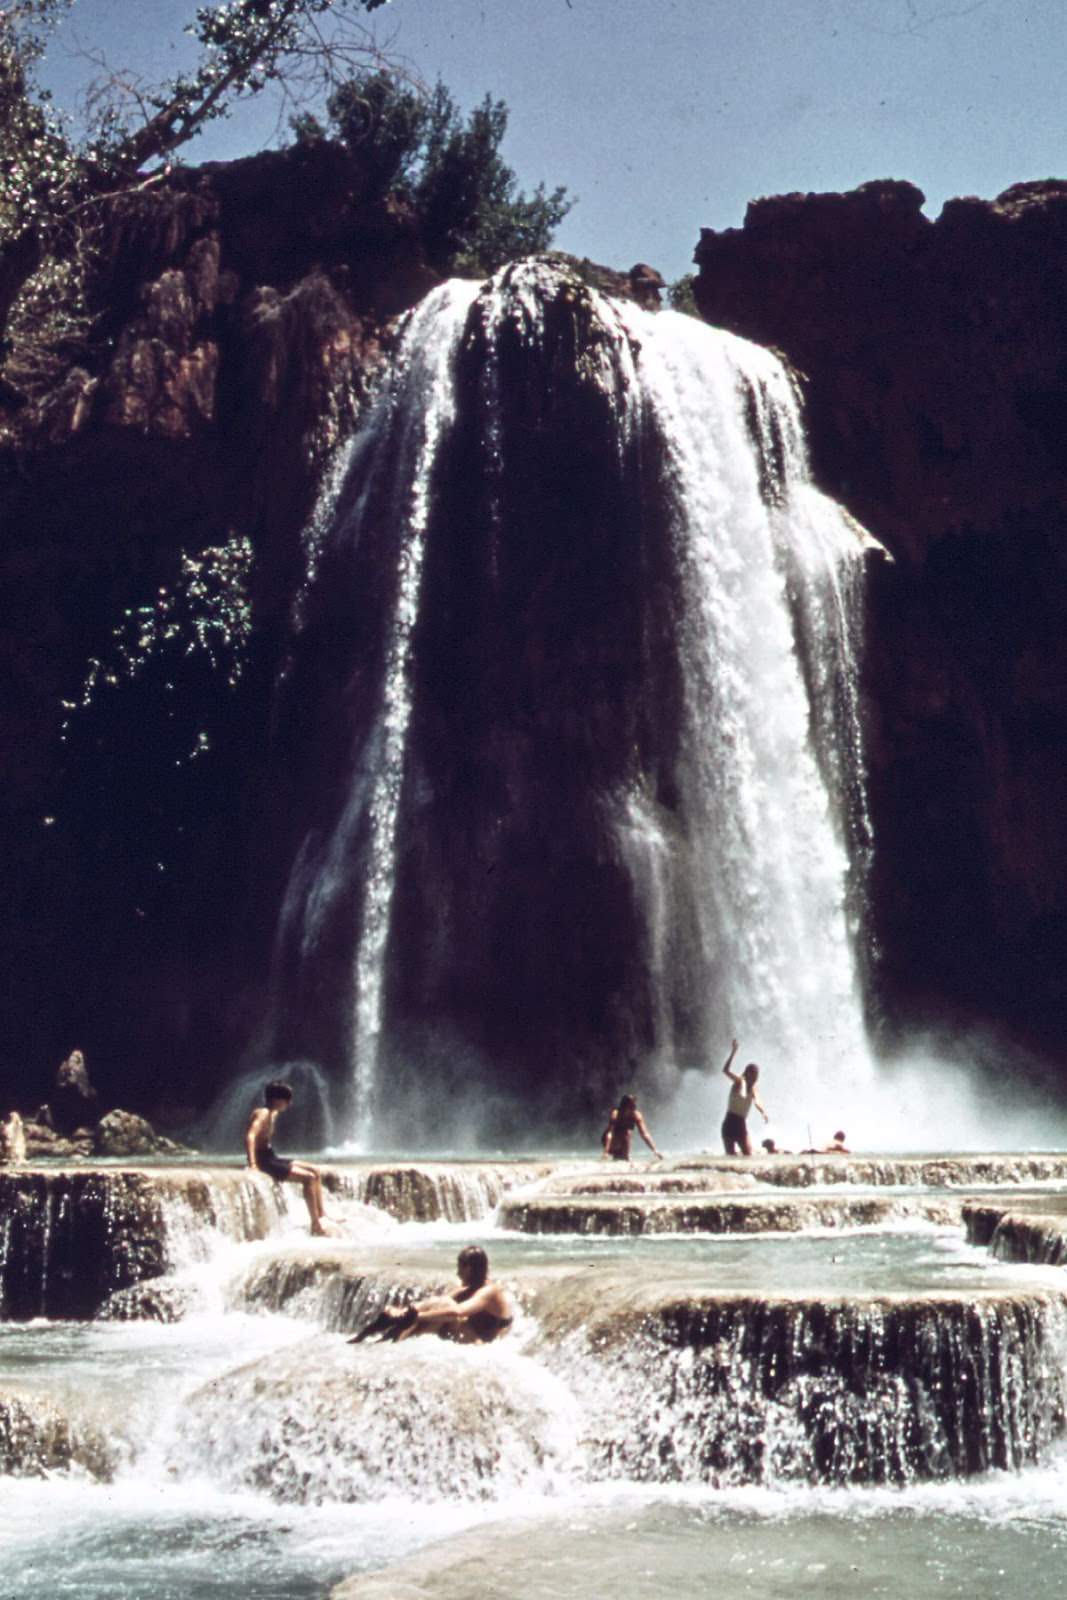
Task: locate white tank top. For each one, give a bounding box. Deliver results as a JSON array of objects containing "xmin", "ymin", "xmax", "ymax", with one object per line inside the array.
[{"xmin": 728, "ymin": 1084, "xmax": 753, "ymax": 1119}]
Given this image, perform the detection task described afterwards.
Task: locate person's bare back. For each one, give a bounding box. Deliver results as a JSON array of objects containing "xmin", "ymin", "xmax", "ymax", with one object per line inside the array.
[{"xmin": 350, "ymin": 1246, "xmax": 513, "ymax": 1345}]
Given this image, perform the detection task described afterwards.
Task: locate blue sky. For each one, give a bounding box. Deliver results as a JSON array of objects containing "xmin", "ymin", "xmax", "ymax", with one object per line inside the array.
[{"xmin": 37, "ymin": 0, "xmax": 1067, "ymax": 282}]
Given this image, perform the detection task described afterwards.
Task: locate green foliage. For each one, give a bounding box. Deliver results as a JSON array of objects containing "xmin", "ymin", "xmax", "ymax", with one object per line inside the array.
[
  {"xmin": 61, "ymin": 534, "xmax": 256, "ymax": 751},
  {"xmin": 2, "ymin": 0, "xmax": 390, "ymax": 245},
  {"xmin": 0, "ymin": 0, "xmax": 393, "ymax": 417},
  {"xmin": 1, "ymin": 4, "xmax": 83, "ymax": 244},
  {"xmin": 320, "ymin": 71, "xmax": 573, "ymax": 276},
  {"xmin": 668, "ymin": 274, "xmax": 701, "ymax": 318}
]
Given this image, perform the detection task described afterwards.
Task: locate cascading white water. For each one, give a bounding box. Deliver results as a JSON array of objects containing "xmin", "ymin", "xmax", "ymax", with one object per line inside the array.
[
  {"xmin": 607, "ymin": 300, "xmax": 877, "ymax": 1144},
  {"xmin": 276, "ymin": 282, "xmax": 480, "ymax": 1147},
  {"xmin": 274, "ymin": 262, "xmax": 878, "ymax": 1147}
]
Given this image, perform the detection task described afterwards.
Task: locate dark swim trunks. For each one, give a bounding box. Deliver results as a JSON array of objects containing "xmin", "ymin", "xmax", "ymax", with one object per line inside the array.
[
  {"xmin": 721, "ymin": 1111, "xmax": 749, "ymax": 1153},
  {"xmin": 260, "ymin": 1144, "xmax": 293, "ymax": 1181}
]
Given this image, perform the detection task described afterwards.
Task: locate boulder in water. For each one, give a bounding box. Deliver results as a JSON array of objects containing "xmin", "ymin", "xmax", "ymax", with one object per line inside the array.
[
  {"xmin": 173, "ymin": 1338, "xmax": 576, "ymax": 1504},
  {"xmin": 93, "ymin": 1108, "xmax": 189, "ymax": 1156},
  {"xmin": 99, "ymin": 1278, "xmax": 201, "ymax": 1322}
]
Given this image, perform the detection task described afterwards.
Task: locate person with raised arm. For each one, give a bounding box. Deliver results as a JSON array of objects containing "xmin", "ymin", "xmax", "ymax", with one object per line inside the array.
[
  {"xmin": 601, "ymin": 1093, "xmax": 663, "ymax": 1162},
  {"xmin": 720, "ymin": 1039, "xmax": 769, "ymax": 1156}
]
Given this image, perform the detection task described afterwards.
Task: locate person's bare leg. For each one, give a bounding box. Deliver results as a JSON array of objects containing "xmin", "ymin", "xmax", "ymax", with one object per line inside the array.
[{"xmin": 286, "ymin": 1162, "xmax": 326, "ymax": 1233}]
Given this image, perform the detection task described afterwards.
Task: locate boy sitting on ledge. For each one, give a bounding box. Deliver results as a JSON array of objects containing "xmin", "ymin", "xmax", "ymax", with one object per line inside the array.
[{"xmin": 245, "ymin": 1079, "xmax": 333, "ymax": 1236}]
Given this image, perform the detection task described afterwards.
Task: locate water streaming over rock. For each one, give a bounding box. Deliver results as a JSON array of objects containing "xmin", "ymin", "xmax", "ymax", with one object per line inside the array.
[
  {"xmin": 5, "ymin": 1162, "xmax": 1067, "ymax": 1595},
  {"xmin": 268, "ymin": 259, "xmax": 877, "ymax": 1146}
]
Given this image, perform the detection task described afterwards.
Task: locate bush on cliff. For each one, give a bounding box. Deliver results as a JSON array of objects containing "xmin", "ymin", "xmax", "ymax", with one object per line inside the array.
[
  {"xmin": 0, "ymin": 0, "xmax": 392, "ymax": 406},
  {"xmin": 296, "ymin": 71, "xmax": 573, "ymax": 277}
]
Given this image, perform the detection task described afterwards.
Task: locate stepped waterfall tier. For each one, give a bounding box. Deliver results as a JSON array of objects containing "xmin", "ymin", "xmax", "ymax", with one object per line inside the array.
[
  {"xmin": 267, "ymin": 261, "xmax": 877, "ymax": 1148},
  {"xmin": 7, "ymin": 1159, "xmax": 1067, "ymax": 1598}
]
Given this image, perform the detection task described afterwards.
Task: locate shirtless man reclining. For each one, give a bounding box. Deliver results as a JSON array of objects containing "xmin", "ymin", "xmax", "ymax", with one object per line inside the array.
[{"xmin": 351, "ymin": 1246, "xmax": 513, "ymax": 1345}]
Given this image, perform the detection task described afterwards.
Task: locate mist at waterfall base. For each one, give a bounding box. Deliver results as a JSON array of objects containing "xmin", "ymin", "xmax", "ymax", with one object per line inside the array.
[{"xmin": 222, "ymin": 261, "xmax": 1058, "ymax": 1158}]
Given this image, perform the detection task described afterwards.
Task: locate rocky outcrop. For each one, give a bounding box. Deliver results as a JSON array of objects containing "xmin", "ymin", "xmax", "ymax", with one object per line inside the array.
[
  {"xmin": 92, "ymin": 1108, "xmax": 189, "ymax": 1157},
  {"xmin": 694, "ymin": 179, "xmax": 1067, "ymax": 1057}
]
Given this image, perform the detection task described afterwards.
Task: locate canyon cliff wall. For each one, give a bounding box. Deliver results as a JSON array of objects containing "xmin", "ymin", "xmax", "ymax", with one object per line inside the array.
[
  {"xmin": 695, "ymin": 178, "xmax": 1067, "ymax": 1062},
  {"xmin": 0, "ymin": 142, "xmax": 436, "ymax": 1113}
]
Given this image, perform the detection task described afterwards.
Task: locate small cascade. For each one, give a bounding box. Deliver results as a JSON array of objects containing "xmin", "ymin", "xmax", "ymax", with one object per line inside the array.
[
  {"xmin": 0, "ymin": 1169, "xmax": 288, "ymax": 1318},
  {"xmin": 348, "ymin": 1161, "xmax": 552, "ymax": 1223},
  {"xmin": 965, "ymin": 1202, "xmax": 1067, "ymax": 1266},
  {"xmin": 271, "ymin": 282, "xmax": 481, "ymax": 1144},
  {"xmin": 533, "ymin": 1287, "xmax": 1067, "ymax": 1487}
]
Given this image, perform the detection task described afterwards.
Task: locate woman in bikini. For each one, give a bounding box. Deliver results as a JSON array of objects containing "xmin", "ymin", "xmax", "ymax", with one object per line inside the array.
[
  {"xmin": 721, "ymin": 1038, "xmax": 769, "ymax": 1156},
  {"xmin": 601, "ymin": 1093, "xmax": 662, "ymax": 1161}
]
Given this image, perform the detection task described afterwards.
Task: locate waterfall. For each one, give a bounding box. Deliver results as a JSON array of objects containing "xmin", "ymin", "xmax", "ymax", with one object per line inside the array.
[
  {"xmin": 272, "ymin": 282, "xmax": 480, "ymax": 1145},
  {"xmin": 613, "ymin": 300, "xmax": 877, "ymax": 1141},
  {"xmin": 271, "ymin": 260, "xmax": 878, "ymax": 1147}
]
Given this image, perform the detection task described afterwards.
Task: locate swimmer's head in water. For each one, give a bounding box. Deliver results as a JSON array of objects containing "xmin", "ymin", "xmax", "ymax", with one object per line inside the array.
[
  {"xmin": 457, "ymin": 1245, "xmax": 489, "ymax": 1289},
  {"xmin": 761, "ymin": 1137, "xmax": 777, "ymax": 1152},
  {"xmin": 743, "ymin": 1063, "xmax": 760, "ymax": 1084},
  {"xmin": 618, "ymin": 1094, "xmax": 637, "ymax": 1113},
  {"xmin": 264, "ymin": 1080, "xmax": 293, "ymax": 1108},
  {"xmin": 833, "ymin": 1130, "xmax": 846, "ymax": 1143}
]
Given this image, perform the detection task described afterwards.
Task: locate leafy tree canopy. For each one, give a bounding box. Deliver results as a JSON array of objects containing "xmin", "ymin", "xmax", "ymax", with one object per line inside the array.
[
  {"xmin": 1, "ymin": 0, "xmax": 390, "ymax": 246},
  {"xmin": 298, "ymin": 71, "xmax": 573, "ymax": 275}
]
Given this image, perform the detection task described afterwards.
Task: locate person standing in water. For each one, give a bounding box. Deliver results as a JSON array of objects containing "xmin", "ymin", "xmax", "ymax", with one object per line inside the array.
[
  {"xmin": 351, "ymin": 1246, "xmax": 513, "ymax": 1345},
  {"xmin": 601, "ymin": 1093, "xmax": 663, "ymax": 1161},
  {"xmin": 245, "ymin": 1079, "xmax": 333, "ymax": 1236},
  {"xmin": 721, "ymin": 1039, "xmax": 769, "ymax": 1156}
]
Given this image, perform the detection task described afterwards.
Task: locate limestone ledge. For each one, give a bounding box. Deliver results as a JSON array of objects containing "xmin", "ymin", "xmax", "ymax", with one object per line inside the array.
[
  {"xmin": 673, "ymin": 1153, "xmax": 1067, "ymax": 1188},
  {"xmin": 964, "ymin": 1197, "xmax": 1067, "ymax": 1266},
  {"xmin": 499, "ymin": 1191, "xmax": 960, "ymax": 1236},
  {"xmin": 0, "ymin": 1165, "xmax": 286, "ymax": 1319},
  {"xmin": 3, "ymin": 1157, "xmax": 1067, "ymax": 1322}
]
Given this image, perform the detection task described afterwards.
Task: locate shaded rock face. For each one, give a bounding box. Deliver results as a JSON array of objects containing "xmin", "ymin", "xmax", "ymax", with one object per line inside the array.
[
  {"xmin": 269, "ymin": 264, "xmax": 689, "ymax": 1130},
  {"xmin": 694, "ymin": 179, "xmax": 1067, "ymax": 1056},
  {"xmin": 0, "ymin": 142, "xmax": 435, "ymax": 1114}
]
